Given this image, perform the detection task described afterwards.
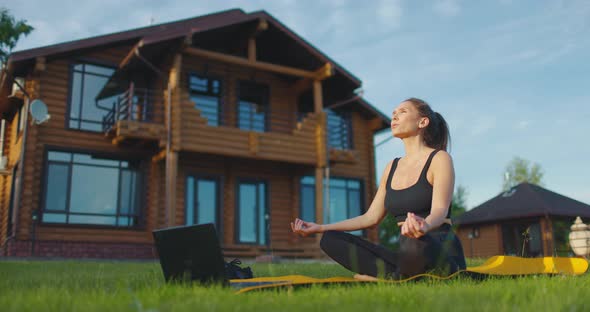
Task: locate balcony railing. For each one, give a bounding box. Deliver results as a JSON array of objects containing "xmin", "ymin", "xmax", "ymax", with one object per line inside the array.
[
  {"xmin": 191, "ymin": 95, "xmax": 309, "ymax": 135},
  {"xmin": 327, "ymin": 110, "xmax": 352, "ymax": 150},
  {"xmin": 192, "ymin": 96, "xmax": 353, "ymax": 149},
  {"xmin": 102, "ymin": 86, "xmax": 162, "ymax": 133}
]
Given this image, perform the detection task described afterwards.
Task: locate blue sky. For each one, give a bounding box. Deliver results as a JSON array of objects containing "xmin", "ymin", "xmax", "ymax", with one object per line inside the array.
[{"xmin": 6, "ymin": 0, "xmax": 590, "ymax": 209}]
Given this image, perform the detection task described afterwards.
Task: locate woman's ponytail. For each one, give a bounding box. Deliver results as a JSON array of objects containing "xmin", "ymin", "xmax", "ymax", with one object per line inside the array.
[{"xmin": 404, "ymin": 98, "xmax": 451, "ymax": 151}]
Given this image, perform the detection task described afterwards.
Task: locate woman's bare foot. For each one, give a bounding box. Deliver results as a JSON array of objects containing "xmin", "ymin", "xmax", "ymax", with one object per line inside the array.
[{"xmin": 353, "ymin": 274, "xmax": 379, "ymax": 281}]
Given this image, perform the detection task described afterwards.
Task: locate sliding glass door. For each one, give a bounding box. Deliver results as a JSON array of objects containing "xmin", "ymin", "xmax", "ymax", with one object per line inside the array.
[
  {"xmin": 185, "ymin": 176, "xmax": 221, "ymax": 232},
  {"xmin": 236, "ymin": 179, "xmax": 269, "ymax": 245}
]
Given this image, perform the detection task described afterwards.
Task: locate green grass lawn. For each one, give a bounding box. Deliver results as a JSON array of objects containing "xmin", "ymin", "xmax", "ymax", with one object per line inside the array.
[{"xmin": 1, "ymin": 259, "xmax": 589, "ymax": 312}]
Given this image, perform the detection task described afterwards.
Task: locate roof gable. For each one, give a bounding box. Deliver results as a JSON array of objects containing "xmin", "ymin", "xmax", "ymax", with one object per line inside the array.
[
  {"xmin": 456, "ymin": 182, "xmax": 590, "ymax": 225},
  {"xmin": 3, "ymin": 9, "xmax": 391, "ymax": 130},
  {"xmin": 7, "ymin": 9, "xmax": 360, "ymax": 87}
]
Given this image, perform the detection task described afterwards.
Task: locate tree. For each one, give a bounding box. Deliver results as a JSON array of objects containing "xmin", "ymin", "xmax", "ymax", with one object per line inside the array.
[
  {"xmin": 450, "ymin": 185, "xmax": 468, "ymax": 219},
  {"xmin": 502, "ymin": 156, "xmax": 544, "ymax": 191},
  {"xmin": 379, "ymin": 184, "xmax": 469, "ymax": 249},
  {"xmin": 0, "ymin": 8, "xmax": 34, "ymax": 67}
]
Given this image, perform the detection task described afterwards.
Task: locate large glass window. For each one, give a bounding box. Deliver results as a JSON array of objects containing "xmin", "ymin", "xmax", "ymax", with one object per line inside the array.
[
  {"xmin": 327, "ymin": 109, "xmax": 353, "ymax": 150},
  {"xmin": 300, "ymin": 176, "xmax": 363, "ymax": 236},
  {"xmin": 238, "ymin": 81, "xmax": 268, "ymax": 132},
  {"xmin": 300, "ymin": 176, "xmax": 316, "ymax": 223},
  {"xmin": 68, "ymin": 63, "xmax": 118, "ymax": 132},
  {"xmin": 185, "ymin": 176, "xmax": 220, "ymax": 231},
  {"xmin": 188, "ymin": 74, "xmax": 222, "ymax": 126},
  {"xmin": 236, "ymin": 180, "xmax": 268, "ymax": 245},
  {"xmin": 41, "ymin": 150, "xmax": 142, "ymax": 227}
]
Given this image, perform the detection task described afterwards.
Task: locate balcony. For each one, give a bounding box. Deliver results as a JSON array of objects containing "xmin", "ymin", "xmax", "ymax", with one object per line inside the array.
[
  {"xmin": 326, "ymin": 109, "xmax": 358, "ymax": 164},
  {"xmin": 102, "ymin": 87, "xmax": 165, "ymax": 146},
  {"xmin": 178, "ymin": 93, "xmax": 321, "ymax": 165}
]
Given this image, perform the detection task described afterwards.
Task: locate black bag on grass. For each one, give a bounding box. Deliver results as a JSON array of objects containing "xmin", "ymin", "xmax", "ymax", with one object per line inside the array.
[{"xmin": 224, "ymin": 258, "xmax": 254, "ymax": 279}]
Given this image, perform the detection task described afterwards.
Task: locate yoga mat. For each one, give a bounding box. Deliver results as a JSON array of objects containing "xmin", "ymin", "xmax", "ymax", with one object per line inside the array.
[{"xmin": 229, "ymin": 256, "xmax": 588, "ymax": 293}]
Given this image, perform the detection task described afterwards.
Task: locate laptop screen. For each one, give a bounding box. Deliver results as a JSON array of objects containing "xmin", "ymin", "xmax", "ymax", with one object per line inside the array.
[{"xmin": 152, "ymin": 223, "xmax": 227, "ymax": 285}]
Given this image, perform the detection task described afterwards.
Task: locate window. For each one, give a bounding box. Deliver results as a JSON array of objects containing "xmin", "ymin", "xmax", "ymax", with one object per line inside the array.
[
  {"xmin": 468, "ymin": 227, "xmax": 480, "ymax": 239},
  {"xmin": 327, "ymin": 109, "xmax": 353, "ymax": 150},
  {"xmin": 68, "ymin": 63, "xmax": 118, "ymax": 131},
  {"xmin": 300, "ymin": 176, "xmax": 363, "ymax": 236},
  {"xmin": 238, "ymin": 81, "xmax": 268, "ymax": 132},
  {"xmin": 236, "ymin": 180, "xmax": 268, "ymax": 245},
  {"xmin": 188, "ymin": 74, "xmax": 222, "ymax": 126},
  {"xmin": 185, "ymin": 176, "xmax": 221, "ymax": 231},
  {"xmin": 41, "ymin": 150, "xmax": 142, "ymax": 227},
  {"xmin": 16, "ymin": 103, "xmax": 27, "ymax": 135},
  {"xmin": 501, "ymin": 222, "xmax": 543, "ymax": 257},
  {"xmin": 7, "ymin": 165, "xmax": 18, "ymax": 236},
  {"xmin": 300, "ymin": 177, "xmax": 316, "ymax": 223}
]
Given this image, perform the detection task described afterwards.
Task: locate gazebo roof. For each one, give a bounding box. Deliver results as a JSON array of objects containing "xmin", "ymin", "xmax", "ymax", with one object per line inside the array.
[{"xmin": 455, "ymin": 182, "xmax": 590, "ymax": 226}]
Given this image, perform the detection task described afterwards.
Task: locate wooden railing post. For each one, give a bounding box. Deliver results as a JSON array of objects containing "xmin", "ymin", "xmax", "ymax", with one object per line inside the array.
[{"xmin": 128, "ymin": 82, "xmax": 134, "ymax": 121}]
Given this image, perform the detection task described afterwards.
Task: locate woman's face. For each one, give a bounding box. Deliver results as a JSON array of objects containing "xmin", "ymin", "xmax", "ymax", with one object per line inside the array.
[{"xmin": 391, "ymin": 101, "xmax": 428, "ymax": 138}]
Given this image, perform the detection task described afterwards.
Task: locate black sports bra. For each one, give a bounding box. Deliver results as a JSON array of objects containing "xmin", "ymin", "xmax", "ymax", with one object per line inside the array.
[{"xmin": 384, "ymin": 149, "xmax": 452, "ymax": 223}]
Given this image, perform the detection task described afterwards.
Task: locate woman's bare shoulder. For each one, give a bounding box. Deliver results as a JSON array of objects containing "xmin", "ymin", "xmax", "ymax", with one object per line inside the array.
[{"xmin": 432, "ymin": 150, "xmax": 453, "ymax": 169}]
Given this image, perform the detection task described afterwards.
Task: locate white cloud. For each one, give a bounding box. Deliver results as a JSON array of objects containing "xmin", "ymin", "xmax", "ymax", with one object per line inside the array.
[
  {"xmin": 376, "ymin": 0, "xmax": 403, "ymax": 28},
  {"xmin": 433, "ymin": 0, "xmax": 461, "ymax": 17},
  {"xmin": 516, "ymin": 120, "xmax": 531, "ymax": 129},
  {"xmin": 470, "ymin": 115, "xmax": 497, "ymax": 137}
]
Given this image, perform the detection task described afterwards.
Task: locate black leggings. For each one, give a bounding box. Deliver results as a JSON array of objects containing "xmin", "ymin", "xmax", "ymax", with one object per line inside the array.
[{"xmin": 319, "ymin": 224, "xmax": 467, "ymax": 279}]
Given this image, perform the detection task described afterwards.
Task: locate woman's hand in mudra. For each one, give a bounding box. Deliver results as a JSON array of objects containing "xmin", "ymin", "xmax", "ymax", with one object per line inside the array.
[
  {"xmin": 401, "ymin": 212, "xmax": 429, "ymax": 239},
  {"xmin": 291, "ymin": 218, "xmax": 323, "ymax": 237}
]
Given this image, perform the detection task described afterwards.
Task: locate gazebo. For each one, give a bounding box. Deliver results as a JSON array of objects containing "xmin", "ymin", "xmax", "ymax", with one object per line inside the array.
[{"xmin": 454, "ymin": 182, "xmax": 590, "ymax": 258}]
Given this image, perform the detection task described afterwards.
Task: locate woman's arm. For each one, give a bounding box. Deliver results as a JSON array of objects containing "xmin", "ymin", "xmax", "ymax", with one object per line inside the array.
[
  {"xmin": 292, "ymin": 161, "xmax": 392, "ymax": 236},
  {"xmin": 424, "ymin": 151, "xmax": 455, "ymax": 231},
  {"xmin": 404, "ymin": 151, "xmax": 455, "ymax": 237}
]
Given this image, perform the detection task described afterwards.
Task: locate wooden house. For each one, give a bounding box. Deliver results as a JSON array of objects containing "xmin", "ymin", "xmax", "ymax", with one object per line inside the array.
[
  {"xmin": 455, "ymin": 182, "xmax": 590, "ymax": 258},
  {"xmin": 0, "ymin": 9, "xmax": 390, "ymax": 259}
]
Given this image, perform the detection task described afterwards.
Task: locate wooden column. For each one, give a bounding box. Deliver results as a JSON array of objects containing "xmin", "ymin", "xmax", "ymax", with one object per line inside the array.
[
  {"xmin": 247, "ymin": 19, "xmax": 267, "ymax": 62},
  {"xmin": 314, "ymin": 167, "xmax": 324, "ymax": 226},
  {"xmin": 165, "ymin": 54, "xmax": 182, "ymax": 227},
  {"xmin": 248, "ymin": 38, "xmax": 256, "ymax": 62},
  {"xmin": 313, "ymin": 80, "xmax": 326, "ymax": 251},
  {"xmin": 313, "ymin": 81, "xmax": 323, "ymax": 113},
  {"xmin": 167, "ymin": 152, "xmax": 178, "ymax": 226}
]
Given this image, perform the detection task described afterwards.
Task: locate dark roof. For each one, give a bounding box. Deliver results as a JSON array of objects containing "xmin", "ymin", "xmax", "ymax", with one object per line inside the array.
[
  {"xmin": 455, "ymin": 182, "xmax": 590, "ymax": 226},
  {"xmin": 2, "ymin": 9, "xmax": 391, "ymax": 130},
  {"xmin": 7, "ymin": 9, "xmax": 360, "ymax": 86},
  {"xmin": 8, "ymin": 9, "xmax": 251, "ymax": 63}
]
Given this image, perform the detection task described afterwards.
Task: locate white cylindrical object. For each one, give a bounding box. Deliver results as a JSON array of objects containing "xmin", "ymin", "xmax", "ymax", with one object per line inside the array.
[{"xmin": 569, "ymin": 216, "xmax": 590, "ymax": 257}]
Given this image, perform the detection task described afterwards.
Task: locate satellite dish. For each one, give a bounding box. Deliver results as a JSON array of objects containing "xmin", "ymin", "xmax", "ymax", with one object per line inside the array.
[{"xmin": 29, "ymin": 99, "xmax": 51, "ymax": 125}]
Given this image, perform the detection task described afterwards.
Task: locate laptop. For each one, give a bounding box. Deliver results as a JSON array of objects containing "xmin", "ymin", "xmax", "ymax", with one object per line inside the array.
[{"xmin": 152, "ymin": 223, "xmax": 228, "ymax": 286}]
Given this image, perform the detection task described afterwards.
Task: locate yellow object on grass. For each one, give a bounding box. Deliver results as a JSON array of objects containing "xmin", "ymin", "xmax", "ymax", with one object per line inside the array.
[{"xmin": 230, "ymin": 256, "xmax": 588, "ymax": 294}]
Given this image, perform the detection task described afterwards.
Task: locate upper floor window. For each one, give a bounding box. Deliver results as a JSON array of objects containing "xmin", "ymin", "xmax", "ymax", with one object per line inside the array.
[
  {"xmin": 68, "ymin": 63, "xmax": 118, "ymax": 132},
  {"xmin": 238, "ymin": 81, "xmax": 268, "ymax": 132},
  {"xmin": 189, "ymin": 74, "xmax": 222, "ymax": 126},
  {"xmin": 41, "ymin": 150, "xmax": 142, "ymax": 227},
  {"xmin": 16, "ymin": 103, "xmax": 26, "ymax": 135},
  {"xmin": 327, "ymin": 109, "xmax": 353, "ymax": 150}
]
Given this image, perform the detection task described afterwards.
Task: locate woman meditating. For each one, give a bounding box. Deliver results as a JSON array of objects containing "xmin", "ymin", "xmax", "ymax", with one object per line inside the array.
[{"xmin": 291, "ymin": 98, "xmax": 466, "ymax": 280}]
